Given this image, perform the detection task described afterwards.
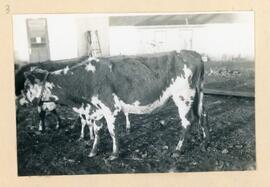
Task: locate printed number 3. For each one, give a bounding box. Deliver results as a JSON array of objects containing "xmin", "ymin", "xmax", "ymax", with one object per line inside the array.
[{"xmin": 5, "ymin": 4, "xmax": 10, "ymax": 14}]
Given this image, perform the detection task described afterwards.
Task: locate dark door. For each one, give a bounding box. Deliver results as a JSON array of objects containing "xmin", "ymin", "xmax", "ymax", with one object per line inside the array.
[{"xmin": 26, "ymin": 18, "xmax": 50, "ymax": 62}]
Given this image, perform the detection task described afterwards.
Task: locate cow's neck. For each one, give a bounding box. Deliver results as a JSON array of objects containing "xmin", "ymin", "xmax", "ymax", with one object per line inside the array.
[{"xmin": 47, "ymin": 72, "xmax": 95, "ymax": 107}]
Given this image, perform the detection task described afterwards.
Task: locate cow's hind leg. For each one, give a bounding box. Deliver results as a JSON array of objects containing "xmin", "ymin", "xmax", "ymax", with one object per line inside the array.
[
  {"xmin": 200, "ymin": 107, "xmax": 210, "ymax": 150},
  {"xmin": 106, "ymin": 116, "xmax": 119, "ymax": 160},
  {"xmin": 196, "ymin": 81, "xmax": 210, "ymax": 148},
  {"xmin": 172, "ymin": 92, "xmax": 194, "ymax": 157},
  {"xmin": 125, "ymin": 113, "xmax": 131, "ymax": 134}
]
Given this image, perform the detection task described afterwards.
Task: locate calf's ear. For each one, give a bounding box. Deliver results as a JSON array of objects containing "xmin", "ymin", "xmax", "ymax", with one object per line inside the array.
[{"xmin": 24, "ymin": 71, "xmax": 30, "ymax": 78}]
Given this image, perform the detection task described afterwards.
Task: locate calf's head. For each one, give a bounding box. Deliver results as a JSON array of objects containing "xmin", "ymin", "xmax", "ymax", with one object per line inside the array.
[{"xmin": 22, "ymin": 68, "xmax": 55, "ymax": 105}]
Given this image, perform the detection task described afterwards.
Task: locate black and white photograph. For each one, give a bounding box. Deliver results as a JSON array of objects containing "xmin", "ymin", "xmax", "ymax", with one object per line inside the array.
[{"xmin": 13, "ymin": 12, "xmax": 255, "ymax": 176}]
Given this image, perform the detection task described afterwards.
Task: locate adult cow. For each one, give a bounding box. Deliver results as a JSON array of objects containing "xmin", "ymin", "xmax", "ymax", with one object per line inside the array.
[{"xmin": 22, "ymin": 50, "xmax": 208, "ymax": 160}]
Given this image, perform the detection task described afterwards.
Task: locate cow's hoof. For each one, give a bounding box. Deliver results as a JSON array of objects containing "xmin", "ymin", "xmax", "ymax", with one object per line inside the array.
[
  {"xmin": 171, "ymin": 152, "xmax": 180, "ymax": 158},
  {"xmin": 35, "ymin": 131, "xmax": 42, "ymax": 135},
  {"xmin": 85, "ymin": 141, "xmax": 91, "ymax": 146},
  {"xmin": 200, "ymin": 141, "xmax": 209, "ymax": 152},
  {"xmin": 108, "ymin": 154, "xmax": 119, "ymax": 161},
  {"xmin": 77, "ymin": 137, "xmax": 83, "ymax": 142},
  {"xmin": 126, "ymin": 129, "xmax": 130, "ymax": 135},
  {"xmin": 200, "ymin": 145, "xmax": 207, "ymax": 152},
  {"xmin": 88, "ymin": 152, "xmax": 97, "ymax": 158}
]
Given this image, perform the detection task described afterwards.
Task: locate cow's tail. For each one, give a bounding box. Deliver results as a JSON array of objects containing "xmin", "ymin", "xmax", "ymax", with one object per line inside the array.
[
  {"xmin": 197, "ymin": 62, "xmax": 204, "ymax": 121},
  {"xmin": 195, "ymin": 59, "xmax": 209, "ymax": 144}
]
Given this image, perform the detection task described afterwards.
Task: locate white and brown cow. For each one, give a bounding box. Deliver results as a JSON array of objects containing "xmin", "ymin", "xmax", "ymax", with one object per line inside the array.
[{"xmin": 21, "ymin": 50, "xmax": 208, "ymax": 160}]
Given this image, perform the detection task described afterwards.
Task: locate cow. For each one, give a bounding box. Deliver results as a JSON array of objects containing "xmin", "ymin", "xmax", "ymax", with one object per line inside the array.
[{"xmin": 21, "ymin": 50, "xmax": 208, "ymax": 160}]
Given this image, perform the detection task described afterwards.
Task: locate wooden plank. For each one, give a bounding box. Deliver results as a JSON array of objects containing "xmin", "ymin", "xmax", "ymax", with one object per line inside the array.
[{"xmin": 204, "ymin": 88, "xmax": 255, "ymax": 98}]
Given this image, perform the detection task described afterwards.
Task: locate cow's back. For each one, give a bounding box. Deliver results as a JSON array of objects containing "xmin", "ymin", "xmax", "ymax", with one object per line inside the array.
[
  {"xmin": 97, "ymin": 50, "xmax": 203, "ymax": 105},
  {"xmin": 102, "ymin": 51, "xmax": 177, "ymax": 105}
]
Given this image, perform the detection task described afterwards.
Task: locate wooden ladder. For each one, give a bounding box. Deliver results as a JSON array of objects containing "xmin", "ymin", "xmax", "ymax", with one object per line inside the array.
[{"xmin": 87, "ymin": 30, "xmax": 102, "ymax": 57}]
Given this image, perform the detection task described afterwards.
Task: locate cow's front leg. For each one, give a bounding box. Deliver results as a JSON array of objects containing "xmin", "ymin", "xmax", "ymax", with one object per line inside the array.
[
  {"xmin": 38, "ymin": 107, "xmax": 46, "ymax": 131},
  {"xmin": 88, "ymin": 121, "xmax": 103, "ymax": 157},
  {"xmin": 125, "ymin": 113, "xmax": 131, "ymax": 134}
]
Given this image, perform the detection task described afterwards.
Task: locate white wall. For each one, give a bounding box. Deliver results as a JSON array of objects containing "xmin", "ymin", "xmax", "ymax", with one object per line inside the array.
[
  {"xmin": 109, "ymin": 26, "xmax": 139, "ymax": 55},
  {"xmin": 46, "ymin": 15, "xmax": 78, "ymax": 61},
  {"xmin": 192, "ymin": 23, "xmax": 254, "ymax": 60},
  {"xmin": 137, "ymin": 28, "xmax": 193, "ymax": 54},
  {"xmin": 76, "ymin": 16, "xmax": 110, "ymax": 57},
  {"xmin": 13, "ymin": 15, "xmax": 79, "ymax": 63},
  {"xmin": 13, "ymin": 16, "xmax": 30, "ymax": 62},
  {"xmin": 13, "ymin": 14, "xmax": 254, "ymax": 63},
  {"xmin": 109, "ymin": 23, "xmax": 254, "ymax": 60},
  {"xmin": 13, "ymin": 14, "xmax": 110, "ymax": 63}
]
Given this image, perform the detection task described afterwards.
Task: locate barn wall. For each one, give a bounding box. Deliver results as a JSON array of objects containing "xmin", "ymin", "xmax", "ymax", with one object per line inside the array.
[
  {"xmin": 13, "ymin": 15, "xmax": 79, "ymax": 63},
  {"xmin": 192, "ymin": 23, "xmax": 254, "ymax": 60},
  {"xmin": 109, "ymin": 23, "xmax": 254, "ymax": 60},
  {"xmin": 109, "ymin": 26, "xmax": 139, "ymax": 55},
  {"xmin": 46, "ymin": 15, "xmax": 78, "ymax": 61},
  {"xmin": 13, "ymin": 16, "xmax": 30, "ymax": 63},
  {"xmin": 76, "ymin": 16, "xmax": 110, "ymax": 57}
]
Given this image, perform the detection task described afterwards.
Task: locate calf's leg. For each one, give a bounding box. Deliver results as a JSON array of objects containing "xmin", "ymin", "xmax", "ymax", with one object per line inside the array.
[
  {"xmin": 51, "ymin": 109, "xmax": 61, "ymax": 129},
  {"xmin": 88, "ymin": 123, "xmax": 94, "ymax": 141},
  {"xmin": 79, "ymin": 118, "xmax": 87, "ymax": 140},
  {"xmin": 37, "ymin": 107, "xmax": 46, "ymax": 131}
]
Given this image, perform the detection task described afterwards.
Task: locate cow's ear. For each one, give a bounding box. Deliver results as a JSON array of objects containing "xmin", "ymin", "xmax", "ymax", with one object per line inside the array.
[{"xmin": 88, "ymin": 57, "xmax": 99, "ymax": 64}]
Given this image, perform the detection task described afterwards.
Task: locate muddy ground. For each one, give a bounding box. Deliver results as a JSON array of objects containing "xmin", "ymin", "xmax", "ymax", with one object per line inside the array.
[{"xmin": 16, "ymin": 61, "xmax": 255, "ymax": 175}]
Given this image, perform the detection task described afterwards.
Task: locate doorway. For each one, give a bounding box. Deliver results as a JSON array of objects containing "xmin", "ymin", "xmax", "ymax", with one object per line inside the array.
[{"xmin": 26, "ymin": 18, "xmax": 50, "ymax": 62}]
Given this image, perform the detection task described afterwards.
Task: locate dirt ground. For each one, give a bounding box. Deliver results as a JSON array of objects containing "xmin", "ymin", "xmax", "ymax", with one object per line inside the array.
[{"xmin": 16, "ymin": 60, "xmax": 255, "ymax": 175}]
